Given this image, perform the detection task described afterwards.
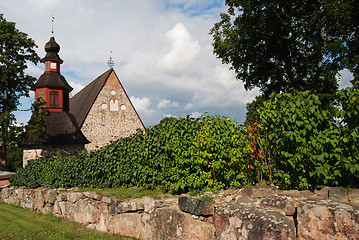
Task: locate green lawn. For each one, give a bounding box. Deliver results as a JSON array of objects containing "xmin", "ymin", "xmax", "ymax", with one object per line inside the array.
[{"xmin": 0, "ymin": 202, "xmax": 136, "ymax": 240}]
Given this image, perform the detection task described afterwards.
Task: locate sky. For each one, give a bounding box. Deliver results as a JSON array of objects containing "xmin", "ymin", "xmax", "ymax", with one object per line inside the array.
[{"xmin": 0, "ymin": 0, "xmax": 353, "ymax": 127}]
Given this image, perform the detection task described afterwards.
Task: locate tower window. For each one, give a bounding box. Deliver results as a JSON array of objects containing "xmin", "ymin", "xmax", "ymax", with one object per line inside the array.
[{"xmin": 50, "ymin": 91, "xmax": 59, "ymax": 107}]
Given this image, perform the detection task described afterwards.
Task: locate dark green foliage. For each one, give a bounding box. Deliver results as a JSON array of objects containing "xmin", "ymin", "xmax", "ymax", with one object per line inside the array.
[
  {"xmin": 5, "ymin": 144, "xmax": 23, "ymax": 172},
  {"xmin": 210, "ymin": 0, "xmax": 357, "ymax": 96},
  {"xmin": 258, "ymin": 91, "xmax": 342, "ymax": 189},
  {"xmin": 256, "ymin": 86, "xmax": 359, "ymax": 189},
  {"xmin": 335, "ymin": 82, "xmax": 359, "ymax": 186},
  {"xmin": 245, "ymin": 95, "xmax": 265, "ymax": 124},
  {"xmin": 0, "ymin": 14, "xmax": 40, "ymax": 169},
  {"xmin": 10, "ymin": 160, "xmax": 44, "ymax": 189},
  {"xmin": 11, "ymin": 115, "xmax": 253, "ymax": 193},
  {"xmin": 10, "ymin": 86, "xmax": 359, "ymax": 191}
]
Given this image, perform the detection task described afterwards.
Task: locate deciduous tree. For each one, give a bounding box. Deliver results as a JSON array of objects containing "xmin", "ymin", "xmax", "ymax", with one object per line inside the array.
[
  {"xmin": 0, "ymin": 14, "xmax": 40, "ymax": 169},
  {"xmin": 210, "ymin": 0, "xmax": 357, "ymax": 97}
]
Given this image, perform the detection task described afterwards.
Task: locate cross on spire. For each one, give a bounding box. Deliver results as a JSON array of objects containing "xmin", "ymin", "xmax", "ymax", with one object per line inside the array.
[{"xmin": 107, "ymin": 51, "xmax": 115, "ymax": 68}]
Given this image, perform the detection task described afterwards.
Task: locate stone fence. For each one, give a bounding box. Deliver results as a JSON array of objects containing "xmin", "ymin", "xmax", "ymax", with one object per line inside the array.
[{"xmin": 1, "ymin": 186, "xmax": 358, "ymax": 239}]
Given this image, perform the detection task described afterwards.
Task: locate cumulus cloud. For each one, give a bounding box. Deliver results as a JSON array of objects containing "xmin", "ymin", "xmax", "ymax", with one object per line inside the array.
[
  {"xmin": 157, "ymin": 99, "xmax": 179, "ymax": 109},
  {"xmin": 4, "ymin": 0, "xmax": 263, "ymax": 127},
  {"xmin": 184, "ymin": 103, "xmax": 193, "ymax": 110},
  {"xmin": 159, "ymin": 23, "xmax": 200, "ymax": 74},
  {"xmin": 130, "ymin": 96, "xmax": 155, "ymax": 117},
  {"xmin": 189, "ymin": 111, "xmax": 203, "ymax": 118},
  {"xmin": 338, "ymin": 69, "xmax": 354, "ymax": 89}
]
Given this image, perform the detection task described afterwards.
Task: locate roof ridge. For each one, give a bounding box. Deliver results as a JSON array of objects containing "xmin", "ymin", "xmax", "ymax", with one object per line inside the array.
[{"xmin": 69, "ymin": 68, "xmax": 113, "ymax": 127}]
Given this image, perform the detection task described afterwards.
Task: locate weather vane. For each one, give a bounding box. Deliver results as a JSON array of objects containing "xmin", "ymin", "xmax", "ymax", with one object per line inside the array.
[
  {"xmin": 51, "ymin": 15, "xmax": 55, "ymax": 35},
  {"xmin": 107, "ymin": 51, "xmax": 115, "ymax": 68}
]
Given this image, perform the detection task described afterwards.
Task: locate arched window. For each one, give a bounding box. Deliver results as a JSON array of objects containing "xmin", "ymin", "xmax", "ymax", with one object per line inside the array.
[{"xmin": 50, "ymin": 91, "xmax": 59, "ymax": 108}]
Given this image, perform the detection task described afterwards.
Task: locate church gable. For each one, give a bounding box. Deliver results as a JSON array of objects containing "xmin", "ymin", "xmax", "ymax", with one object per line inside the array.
[{"xmin": 71, "ymin": 69, "xmax": 145, "ymax": 151}]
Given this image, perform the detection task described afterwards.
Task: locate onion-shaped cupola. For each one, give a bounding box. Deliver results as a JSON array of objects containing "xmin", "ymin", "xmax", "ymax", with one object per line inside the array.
[{"xmin": 41, "ymin": 36, "xmax": 63, "ymax": 64}]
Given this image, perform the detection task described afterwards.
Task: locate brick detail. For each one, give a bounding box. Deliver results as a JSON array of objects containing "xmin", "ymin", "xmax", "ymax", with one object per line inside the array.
[{"xmin": 81, "ymin": 71, "xmax": 145, "ymax": 151}]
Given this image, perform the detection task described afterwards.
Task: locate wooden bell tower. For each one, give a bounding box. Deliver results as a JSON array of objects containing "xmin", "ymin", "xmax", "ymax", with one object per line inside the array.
[{"xmin": 34, "ymin": 35, "xmax": 72, "ymax": 112}]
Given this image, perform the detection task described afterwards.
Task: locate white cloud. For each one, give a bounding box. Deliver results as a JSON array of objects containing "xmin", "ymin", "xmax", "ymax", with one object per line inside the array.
[
  {"xmin": 164, "ymin": 113, "xmax": 178, "ymax": 118},
  {"xmin": 159, "ymin": 23, "xmax": 200, "ymax": 74},
  {"xmin": 214, "ymin": 66, "xmax": 237, "ymax": 89},
  {"xmin": 2, "ymin": 0, "xmax": 260, "ymax": 127},
  {"xmin": 157, "ymin": 99, "xmax": 179, "ymax": 109},
  {"xmin": 130, "ymin": 96, "xmax": 155, "ymax": 117},
  {"xmin": 68, "ymin": 81, "xmax": 85, "ymax": 96},
  {"xmin": 338, "ymin": 69, "xmax": 354, "ymax": 89},
  {"xmin": 184, "ymin": 103, "xmax": 193, "ymax": 109},
  {"xmin": 25, "ymin": 63, "xmax": 43, "ymax": 79},
  {"xmin": 189, "ymin": 111, "xmax": 203, "ymax": 118}
]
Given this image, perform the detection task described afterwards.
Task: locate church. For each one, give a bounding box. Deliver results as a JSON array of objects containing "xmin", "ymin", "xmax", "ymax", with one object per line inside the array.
[{"xmin": 22, "ymin": 35, "xmax": 145, "ymax": 166}]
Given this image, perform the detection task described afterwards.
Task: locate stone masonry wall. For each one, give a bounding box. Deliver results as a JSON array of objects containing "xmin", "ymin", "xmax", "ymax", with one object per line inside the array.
[
  {"xmin": 1, "ymin": 186, "xmax": 358, "ymax": 240},
  {"xmin": 81, "ymin": 71, "xmax": 145, "ymax": 151},
  {"xmin": 23, "ymin": 144, "xmax": 85, "ymax": 167},
  {"xmin": 0, "ymin": 187, "xmax": 214, "ymax": 240}
]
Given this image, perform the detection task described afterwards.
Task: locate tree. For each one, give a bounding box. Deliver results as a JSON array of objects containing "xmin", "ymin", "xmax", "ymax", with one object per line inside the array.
[
  {"xmin": 244, "ymin": 95, "xmax": 264, "ymax": 124},
  {"xmin": 0, "ymin": 14, "xmax": 40, "ymax": 169},
  {"xmin": 210, "ymin": 0, "xmax": 357, "ymax": 97}
]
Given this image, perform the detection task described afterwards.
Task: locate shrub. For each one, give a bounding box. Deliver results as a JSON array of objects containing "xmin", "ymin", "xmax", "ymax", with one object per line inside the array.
[{"xmin": 257, "ymin": 88, "xmax": 359, "ymax": 190}]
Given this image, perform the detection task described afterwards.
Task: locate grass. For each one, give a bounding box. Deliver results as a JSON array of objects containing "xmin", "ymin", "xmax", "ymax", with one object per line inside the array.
[
  {"xmin": 77, "ymin": 186, "xmax": 175, "ymax": 200},
  {"xmin": 0, "ymin": 202, "xmax": 136, "ymax": 240}
]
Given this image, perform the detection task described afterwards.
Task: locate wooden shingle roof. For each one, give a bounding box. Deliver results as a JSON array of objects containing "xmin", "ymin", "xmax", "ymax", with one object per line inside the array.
[
  {"xmin": 69, "ymin": 68, "xmax": 113, "ymax": 127},
  {"xmin": 22, "ymin": 112, "xmax": 90, "ymax": 147},
  {"xmin": 35, "ymin": 72, "xmax": 73, "ymax": 91}
]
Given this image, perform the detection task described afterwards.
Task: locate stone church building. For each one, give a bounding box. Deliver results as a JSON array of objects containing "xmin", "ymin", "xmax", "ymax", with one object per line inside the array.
[
  {"xmin": 69, "ymin": 68, "xmax": 145, "ymax": 151},
  {"xmin": 22, "ymin": 35, "xmax": 144, "ymax": 166}
]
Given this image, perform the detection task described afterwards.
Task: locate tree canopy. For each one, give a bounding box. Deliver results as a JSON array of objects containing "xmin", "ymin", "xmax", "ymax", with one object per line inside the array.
[
  {"xmin": 210, "ymin": 0, "xmax": 358, "ymax": 97},
  {"xmin": 0, "ymin": 14, "xmax": 40, "ymax": 169}
]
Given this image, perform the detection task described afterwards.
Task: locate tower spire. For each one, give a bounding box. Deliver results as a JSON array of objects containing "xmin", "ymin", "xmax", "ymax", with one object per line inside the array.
[{"xmin": 51, "ymin": 15, "xmax": 55, "ymax": 36}]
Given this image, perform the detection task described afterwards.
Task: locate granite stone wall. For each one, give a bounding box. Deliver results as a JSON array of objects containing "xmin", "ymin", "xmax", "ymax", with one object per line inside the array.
[
  {"xmin": 80, "ymin": 71, "xmax": 145, "ymax": 151},
  {"xmin": 1, "ymin": 186, "xmax": 358, "ymax": 239}
]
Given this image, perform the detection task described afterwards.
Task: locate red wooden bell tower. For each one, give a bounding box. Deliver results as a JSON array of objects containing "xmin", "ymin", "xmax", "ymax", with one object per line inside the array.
[{"xmin": 34, "ymin": 35, "xmax": 72, "ymax": 112}]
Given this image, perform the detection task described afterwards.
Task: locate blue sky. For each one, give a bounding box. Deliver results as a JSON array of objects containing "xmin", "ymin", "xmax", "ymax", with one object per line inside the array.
[{"xmin": 1, "ymin": 0, "xmax": 353, "ymax": 127}]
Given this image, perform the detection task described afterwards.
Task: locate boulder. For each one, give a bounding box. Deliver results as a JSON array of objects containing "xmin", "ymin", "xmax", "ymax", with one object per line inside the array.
[
  {"xmin": 52, "ymin": 200, "xmax": 62, "ymax": 216},
  {"xmin": 143, "ymin": 197, "xmax": 156, "ymax": 214},
  {"xmin": 347, "ymin": 189, "xmax": 359, "ymax": 205},
  {"xmin": 67, "ymin": 192, "xmax": 83, "ymax": 203},
  {"xmin": 178, "ymin": 196, "xmax": 214, "ymax": 216},
  {"xmin": 35, "ymin": 189, "xmax": 45, "ymax": 212},
  {"xmin": 117, "ymin": 199, "xmax": 144, "ymax": 213},
  {"xmin": 84, "ymin": 191, "xmax": 102, "ymax": 201},
  {"xmin": 297, "ymin": 199, "xmax": 359, "ymax": 239},
  {"xmin": 215, "ymin": 203, "xmax": 296, "ymax": 240},
  {"xmin": 314, "ymin": 187, "xmax": 330, "ymax": 198},
  {"xmin": 56, "ymin": 192, "xmax": 67, "ymax": 201},
  {"xmin": 108, "ymin": 206, "xmax": 215, "ymax": 240},
  {"xmin": 73, "ymin": 199, "xmax": 88, "ymax": 224},
  {"xmin": 46, "ymin": 189, "xmax": 57, "ymax": 204},
  {"xmin": 328, "ymin": 187, "xmax": 347, "ymax": 202}
]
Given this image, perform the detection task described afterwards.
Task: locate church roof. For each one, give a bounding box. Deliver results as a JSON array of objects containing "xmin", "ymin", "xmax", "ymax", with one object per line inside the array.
[
  {"xmin": 69, "ymin": 68, "xmax": 113, "ymax": 127},
  {"xmin": 22, "ymin": 112, "xmax": 90, "ymax": 147},
  {"xmin": 35, "ymin": 72, "xmax": 73, "ymax": 91}
]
